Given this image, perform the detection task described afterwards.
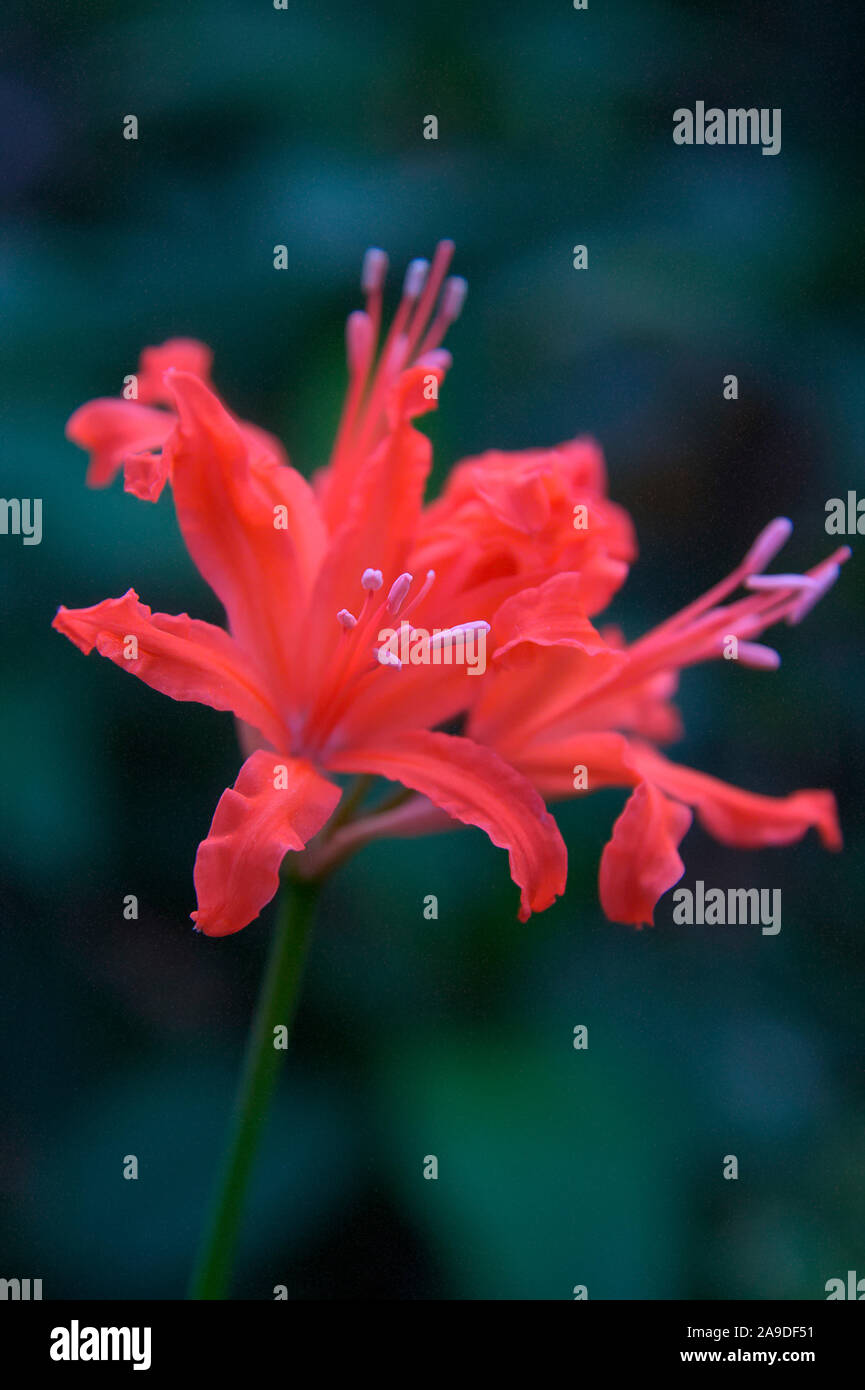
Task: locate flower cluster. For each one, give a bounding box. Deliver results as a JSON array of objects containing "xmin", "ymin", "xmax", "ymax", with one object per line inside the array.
[{"xmin": 54, "ymin": 242, "xmax": 847, "ymax": 935}]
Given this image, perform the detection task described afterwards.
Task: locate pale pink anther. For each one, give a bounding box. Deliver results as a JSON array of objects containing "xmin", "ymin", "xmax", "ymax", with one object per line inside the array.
[
  {"xmin": 361, "ymin": 247, "xmax": 388, "ymax": 295},
  {"xmin": 441, "ymin": 276, "xmax": 468, "ymax": 323},
  {"xmin": 427, "ymin": 621, "xmax": 490, "ymax": 650},
  {"xmin": 361, "ymin": 568, "xmax": 383, "ymax": 591},
  {"xmin": 745, "ymin": 573, "xmax": 818, "ymax": 593},
  {"xmin": 415, "ymin": 349, "xmax": 453, "ymax": 374},
  {"xmin": 633, "ymin": 517, "xmax": 797, "ymax": 646},
  {"xmin": 403, "ymin": 259, "xmax": 429, "ymax": 300},
  {"xmin": 376, "ymin": 647, "xmax": 402, "ymax": 668},
  {"xmin": 742, "ymin": 517, "xmax": 793, "ymax": 575},
  {"xmin": 337, "ymin": 608, "xmax": 357, "ymax": 629},
  {"xmin": 736, "ymin": 641, "xmax": 782, "ymax": 670},
  {"xmin": 386, "ymin": 572, "xmax": 413, "ymax": 615}
]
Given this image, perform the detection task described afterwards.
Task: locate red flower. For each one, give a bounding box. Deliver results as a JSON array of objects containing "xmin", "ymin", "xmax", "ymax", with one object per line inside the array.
[
  {"xmin": 55, "ymin": 245, "xmax": 571, "ymax": 933},
  {"xmin": 54, "ymin": 243, "xmax": 847, "ymax": 936}
]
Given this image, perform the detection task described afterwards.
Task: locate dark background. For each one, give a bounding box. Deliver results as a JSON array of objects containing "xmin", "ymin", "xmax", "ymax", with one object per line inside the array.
[{"xmin": 1, "ymin": 0, "xmax": 862, "ymax": 1298}]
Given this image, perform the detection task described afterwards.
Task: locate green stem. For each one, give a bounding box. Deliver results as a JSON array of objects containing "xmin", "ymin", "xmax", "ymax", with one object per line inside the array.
[{"xmin": 188, "ymin": 876, "xmax": 320, "ymax": 1299}]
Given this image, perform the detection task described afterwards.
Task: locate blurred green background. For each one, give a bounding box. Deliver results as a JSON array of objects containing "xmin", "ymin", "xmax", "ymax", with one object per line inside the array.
[{"xmin": 1, "ymin": 0, "xmax": 863, "ymax": 1299}]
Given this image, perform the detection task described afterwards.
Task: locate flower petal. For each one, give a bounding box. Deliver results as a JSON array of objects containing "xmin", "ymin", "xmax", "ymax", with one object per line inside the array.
[
  {"xmin": 327, "ymin": 730, "xmax": 567, "ymax": 920},
  {"xmin": 490, "ymin": 573, "xmax": 620, "ymax": 661},
  {"xmin": 599, "ymin": 782, "xmax": 693, "ymax": 927},
  {"xmin": 630, "ymin": 745, "xmax": 842, "ymax": 851},
  {"xmin": 66, "ymin": 399, "xmax": 173, "ymax": 491},
  {"xmin": 192, "ymin": 752, "xmax": 342, "ymax": 936},
  {"xmin": 469, "ymin": 634, "xmax": 627, "ymax": 747},
  {"xmin": 163, "ymin": 370, "xmax": 326, "ymax": 704},
  {"xmin": 414, "ymin": 437, "xmax": 635, "ymax": 618},
  {"xmin": 492, "ymin": 730, "xmax": 640, "ymax": 800},
  {"xmin": 137, "ymin": 338, "xmax": 213, "ymax": 404},
  {"xmin": 52, "ymin": 589, "xmax": 287, "ymax": 748}
]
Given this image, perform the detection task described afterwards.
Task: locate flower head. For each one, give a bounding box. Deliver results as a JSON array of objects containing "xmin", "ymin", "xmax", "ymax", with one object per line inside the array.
[{"xmin": 55, "ymin": 243, "xmax": 846, "ymax": 935}]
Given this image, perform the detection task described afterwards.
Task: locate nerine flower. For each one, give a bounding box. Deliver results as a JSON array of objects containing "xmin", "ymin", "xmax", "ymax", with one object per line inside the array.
[{"xmin": 54, "ymin": 242, "xmax": 847, "ymax": 935}]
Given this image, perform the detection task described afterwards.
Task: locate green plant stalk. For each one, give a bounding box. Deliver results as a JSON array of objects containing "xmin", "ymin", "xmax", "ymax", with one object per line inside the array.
[{"xmin": 188, "ymin": 875, "xmax": 320, "ymax": 1299}]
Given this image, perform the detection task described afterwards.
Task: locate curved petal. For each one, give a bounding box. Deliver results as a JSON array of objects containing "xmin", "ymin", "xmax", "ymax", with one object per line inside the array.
[
  {"xmin": 492, "ymin": 730, "xmax": 640, "ymax": 800},
  {"xmin": 599, "ymin": 782, "xmax": 692, "ymax": 927},
  {"xmin": 413, "ymin": 437, "xmax": 636, "ymax": 619},
  {"xmin": 469, "ymin": 635, "xmax": 627, "ymax": 747},
  {"xmin": 67, "ymin": 343, "xmax": 293, "ymax": 503},
  {"xmin": 192, "ymin": 752, "xmax": 341, "ymax": 937},
  {"xmin": 52, "ymin": 589, "xmax": 288, "ymax": 748},
  {"xmin": 66, "ymin": 399, "xmax": 173, "ymax": 491},
  {"xmin": 630, "ymin": 745, "xmax": 842, "ymax": 851},
  {"xmin": 490, "ymin": 573, "xmax": 623, "ymax": 661},
  {"xmin": 137, "ymin": 338, "xmax": 214, "ymax": 404},
  {"xmin": 123, "ymin": 447, "xmax": 172, "ymax": 502},
  {"xmin": 434, "ymin": 438, "xmax": 613, "ymax": 530},
  {"xmin": 163, "ymin": 370, "xmax": 326, "ymax": 706},
  {"xmin": 326, "ymin": 730, "xmax": 567, "ymax": 921}
]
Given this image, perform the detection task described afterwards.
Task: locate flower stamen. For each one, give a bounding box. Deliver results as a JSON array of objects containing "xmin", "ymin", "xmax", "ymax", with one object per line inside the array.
[{"xmin": 328, "ymin": 244, "xmax": 464, "ymax": 495}]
